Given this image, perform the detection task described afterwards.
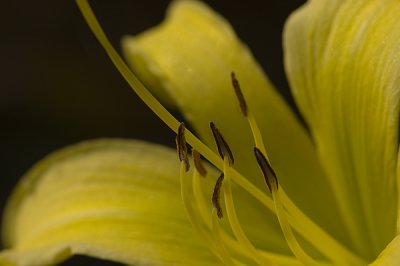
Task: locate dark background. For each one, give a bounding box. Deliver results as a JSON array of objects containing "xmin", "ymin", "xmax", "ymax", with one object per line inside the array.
[{"xmin": 1, "ymin": 0, "xmax": 305, "ymax": 264}]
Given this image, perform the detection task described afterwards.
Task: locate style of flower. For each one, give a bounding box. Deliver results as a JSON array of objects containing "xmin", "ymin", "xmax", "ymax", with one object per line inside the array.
[{"xmin": 1, "ymin": 0, "xmax": 400, "ymax": 265}]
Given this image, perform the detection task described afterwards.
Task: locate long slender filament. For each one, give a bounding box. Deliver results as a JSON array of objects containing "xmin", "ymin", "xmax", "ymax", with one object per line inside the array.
[
  {"xmin": 192, "ymin": 166, "xmax": 301, "ymax": 265},
  {"xmin": 246, "ymin": 110, "xmax": 364, "ymax": 265},
  {"xmin": 75, "ymin": 1, "xmax": 364, "ymax": 264},
  {"xmin": 211, "ymin": 208, "xmax": 236, "ymax": 266},
  {"xmin": 180, "ymin": 162, "xmax": 230, "ymax": 263},
  {"xmin": 192, "ymin": 169, "xmax": 212, "ymax": 228},
  {"xmin": 222, "ymin": 157, "xmax": 277, "ymax": 266},
  {"xmin": 272, "ymin": 186, "xmax": 321, "ymax": 266}
]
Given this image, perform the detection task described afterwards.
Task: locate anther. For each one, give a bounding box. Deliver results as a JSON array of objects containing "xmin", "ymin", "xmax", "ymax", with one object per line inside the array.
[
  {"xmin": 176, "ymin": 122, "xmax": 190, "ymax": 172},
  {"xmin": 212, "ymin": 173, "xmax": 225, "ymax": 219},
  {"xmin": 254, "ymin": 147, "xmax": 278, "ymax": 193},
  {"xmin": 210, "ymin": 122, "xmax": 234, "ymax": 165},
  {"xmin": 231, "ymin": 72, "xmax": 247, "ymax": 116},
  {"xmin": 192, "ymin": 149, "xmax": 207, "ymax": 177}
]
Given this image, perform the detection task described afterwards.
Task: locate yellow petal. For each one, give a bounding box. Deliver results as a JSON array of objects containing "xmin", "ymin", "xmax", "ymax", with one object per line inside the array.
[
  {"xmin": 369, "ymin": 235, "xmax": 400, "ymax": 266},
  {"xmin": 284, "ymin": 0, "xmax": 400, "ymax": 259},
  {"xmin": 1, "ymin": 139, "xmax": 220, "ymax": 265},
  {"xmin": 122, "ymin": 0, "xmax": 345, "ymax": 248}
]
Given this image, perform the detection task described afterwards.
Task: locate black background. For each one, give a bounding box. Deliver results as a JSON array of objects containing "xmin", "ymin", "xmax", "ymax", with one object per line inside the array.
[{"xmin": 1, "ymin": 0, "xmax": 305, "ymax": 264}]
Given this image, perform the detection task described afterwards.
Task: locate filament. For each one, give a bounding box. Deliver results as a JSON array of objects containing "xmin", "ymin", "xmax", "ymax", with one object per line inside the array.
[
  {"xmin": 222, "ymin": 157, "xmax": 277, "ymax": 266},
  {"xmin": 180, "ymin": 162, "xmax": 233, "ymax": 264},
  {"xmin": 233, "ymin": 72, "xmax": 365, "ymax": 265},
  {"xmin": 270, "ymin": 184, "xmax": 321, "ymax": 266},
  {"xmin": 211, "ymin": 208, "xmax": 236, "ymax": 265},
  {"xmin": 249, "ymin": 110, "xmax": 325, "ymax": 265},
  {"xmin": 192, "ymin": 163, "xmax": 301, "ymax": 265}
]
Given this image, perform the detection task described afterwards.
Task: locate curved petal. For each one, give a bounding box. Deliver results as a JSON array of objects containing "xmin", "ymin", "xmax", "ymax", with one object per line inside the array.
[
  {"xmin": 369, "ymin": 235, "xmax": 400, "ymax": 266},
  {"xmin": 284, "ymin": 0, "xmax": 400, "ymax": 259},
  {"xmin": 0, "ymin": 139, "xmax": 220, "ymax": 266},
  {"xmin": 122, "ymin": 0, "xmax": 346, "ymax": 247}
]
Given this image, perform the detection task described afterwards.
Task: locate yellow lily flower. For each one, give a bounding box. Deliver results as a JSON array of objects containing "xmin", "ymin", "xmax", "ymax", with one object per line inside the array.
[{"xmin": 1, "ymin": 0, "xmax": 400, "ymax": 265}]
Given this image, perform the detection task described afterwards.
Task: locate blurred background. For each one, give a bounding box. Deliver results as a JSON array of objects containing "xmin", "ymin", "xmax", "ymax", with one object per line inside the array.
[{"xmin": 1, "ymin": 0, "xmax": 304, "ymax": 264}]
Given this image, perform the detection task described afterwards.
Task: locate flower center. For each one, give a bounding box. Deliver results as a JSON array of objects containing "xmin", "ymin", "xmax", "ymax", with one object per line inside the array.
[
  {"xmin": 75, "ymin": 1, "xmax": 367, "ymax": 264},
  {"xmin": 174, "ymin": 74, "xmax": 323, "ymax": 265}
]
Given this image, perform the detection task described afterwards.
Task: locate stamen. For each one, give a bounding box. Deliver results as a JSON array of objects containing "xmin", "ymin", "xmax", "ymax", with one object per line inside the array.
[
  {"xmin": 253, "ymin": 148, "xmax": 320, "ymax": 266},
  {"xmin": 192, "ymin": 149, "xmax": 207, "ymax": 177},
  {"xmin": 179, "ymin": 162, "xmax": 233, "ymax": 264},
  {"xmin": 230, "ymin": 72, "xmax": 266, "ymax": 155},
  {"xmin": 210, "ymin": 122, "xmax": 234, "ymax": 165},
  {"xmin": 212, "ymin": 173, "xmax": 224, "ymax": 219},
  {"xmin": 192, "ymin": 158, "xmax": 261, "ymax": 264},
  {"xmin": 177, "ymin": 130, "xmax": 237, "ymax": 264},
  {"xmin": 231, "ymin": 72, "xmax": 247, "ymax": 116},
  {"xmin": 222, "ymin": 156, "xmax": 277, "ymax": 265},
  {"xmin": 75, "ymin": 2, "xmax": 364, "ymax": 263},
  {"xmin": 193, "ymin": 160, "xmax": 294, "ymax": 265},
  {"xmin": 176, "ymin": 122, "xmax": 190, "ymax": 172},
  {"xmin": 210, "ymin": 123, "xmax": 278, "ymax": 264},
  {"xmin": 230, "ymin": 73, "xmax": 366, "ymax": 264},
  {"xmin": 254, "ymin": 147, "xmax": 278, "ymax": 193},
  {"xmin": 190, "ymin": 158, "xmax": 255, "ymax": 265}
]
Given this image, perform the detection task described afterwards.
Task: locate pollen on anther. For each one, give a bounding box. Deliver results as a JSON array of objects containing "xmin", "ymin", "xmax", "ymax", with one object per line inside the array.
[
  {"xmin": 176, "ymin": 122, "xmax": 190, "ymax": 172},
  {"xmin": 254, "ymin": 147, "xmax": 278, "ymax": 193},
  {"xmin": 192, "ymin": 149, "xmax": 207, "ymax": 177},
  {"xmin": 231, "ymin": 72, "xmax": 248, "ymax": 117},
  {"xmin": 212, "ymin": 173, "xmax": 225, "ymax": 218},
  {"xmin": 210, "ymin": 122, "xmax": 234, "ymax": 165}
]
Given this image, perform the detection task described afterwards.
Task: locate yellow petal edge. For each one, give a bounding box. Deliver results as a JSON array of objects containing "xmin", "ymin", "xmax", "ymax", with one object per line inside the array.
[
  {"xmin": 284, "ymin": 0, "xmax": 400, "ymax": 259},
  {"xmin": 370, "ymin": 235, "xmax": 400, "ymax": 266},
  {"xmin": 0, "ymin": 139, "xmax": 219, "ymax": 266}
]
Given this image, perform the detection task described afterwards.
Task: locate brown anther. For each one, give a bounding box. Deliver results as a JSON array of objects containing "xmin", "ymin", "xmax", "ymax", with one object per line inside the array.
[
  {"xmin": 176, "ymin": 122, "xmax": 190, "ymax": 172},
  {"xmin": 210, "ymin": 122, "xmax": 234, "ymax": 165},
  {"xmin": 212, "ymin": 173, "xmax": 225, "ymax": 219},
  {"xmin": 254, "ymin": 147, "xmax": 278, "ymax": 193},
  {"xmin": 231, "ymin": 72, "xmax": 248, "ymax": 117},
  {"xmin": 192, "ymin": 149, "xmax": 207, "ymax": 177}
]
